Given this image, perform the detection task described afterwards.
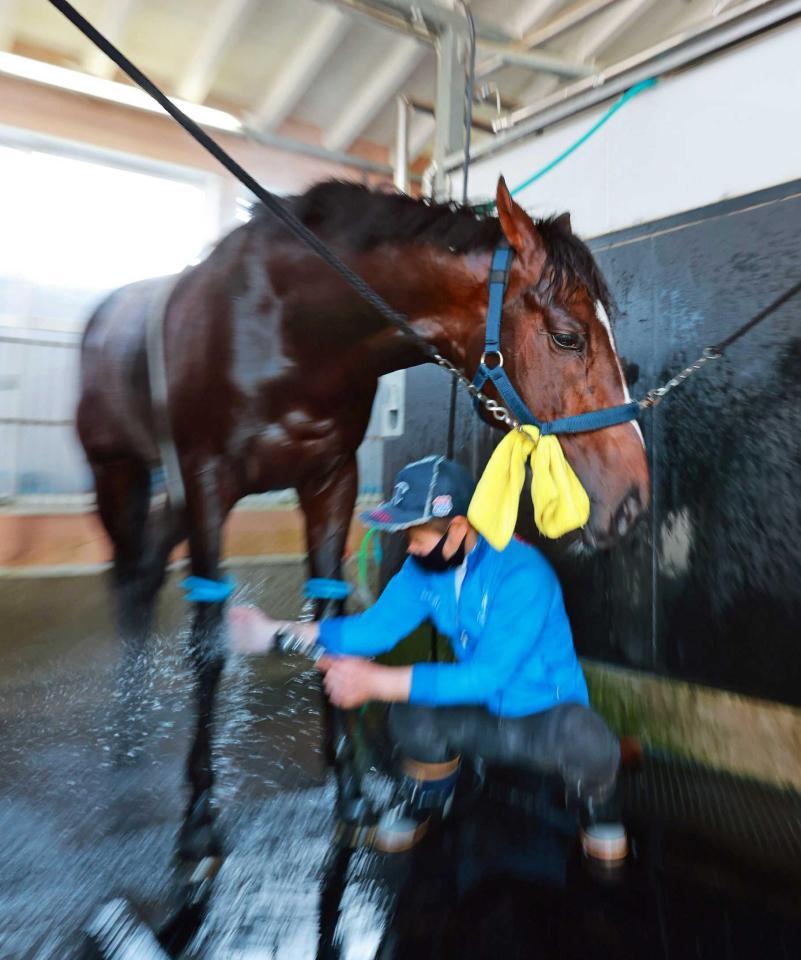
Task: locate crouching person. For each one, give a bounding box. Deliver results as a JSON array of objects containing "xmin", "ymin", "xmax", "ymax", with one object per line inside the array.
[{"xmin": 229, "ymin": 456, "xmax": 625, "ymax": 861}]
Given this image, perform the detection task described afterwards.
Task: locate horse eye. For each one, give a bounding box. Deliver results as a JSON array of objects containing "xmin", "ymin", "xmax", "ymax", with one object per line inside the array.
[{"xmin": 550, "ymin": 332, "xmax": 583, "ymax": 351}]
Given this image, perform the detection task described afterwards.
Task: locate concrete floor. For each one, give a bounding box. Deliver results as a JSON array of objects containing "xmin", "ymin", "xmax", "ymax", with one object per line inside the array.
[{"xmin": 2, "ymin": 565, "xmax": 801, "ymax": 959}]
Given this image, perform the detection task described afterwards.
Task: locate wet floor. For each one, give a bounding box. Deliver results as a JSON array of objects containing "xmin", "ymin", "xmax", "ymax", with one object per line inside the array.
[{"xmin": 2, "ymin": 565, "xmax": 801, "ymax": 959}]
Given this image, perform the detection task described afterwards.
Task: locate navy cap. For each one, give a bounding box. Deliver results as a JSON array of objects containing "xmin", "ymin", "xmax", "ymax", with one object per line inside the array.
[{"xmin": 360, "ymin": 456, "xmax": 476, "ymax": 531}]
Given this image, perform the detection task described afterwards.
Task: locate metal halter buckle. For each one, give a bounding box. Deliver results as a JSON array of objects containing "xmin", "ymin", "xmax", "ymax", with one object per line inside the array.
[{"xmin": 480, "ymin": 350, "xmax": 504, "ymax": 369}]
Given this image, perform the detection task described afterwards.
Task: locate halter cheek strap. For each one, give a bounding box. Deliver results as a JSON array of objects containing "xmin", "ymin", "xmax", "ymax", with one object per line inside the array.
[{"xmin": 471, "ymin": 240, "xmax": 641, "ymax": 435}]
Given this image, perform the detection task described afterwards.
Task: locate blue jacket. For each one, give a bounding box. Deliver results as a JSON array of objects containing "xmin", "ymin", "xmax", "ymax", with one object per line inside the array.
[{"xmin": 318, "ymin": 535, "xmax": 588, "ymax": 717}]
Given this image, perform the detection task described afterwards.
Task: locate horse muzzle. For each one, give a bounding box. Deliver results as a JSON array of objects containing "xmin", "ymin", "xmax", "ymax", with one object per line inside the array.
[{"xmin": 582, "ymin": 486, "xmax": 646, "ymax": 551}]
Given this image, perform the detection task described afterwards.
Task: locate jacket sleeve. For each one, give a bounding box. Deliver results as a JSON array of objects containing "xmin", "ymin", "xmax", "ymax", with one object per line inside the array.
[
  {"xmin": 409, "ymin": 563, "xmax": 554, "ymax": 706},
  {"xmin": 318, "ymin": 560, "xmax": 429, "ymax": 657}
]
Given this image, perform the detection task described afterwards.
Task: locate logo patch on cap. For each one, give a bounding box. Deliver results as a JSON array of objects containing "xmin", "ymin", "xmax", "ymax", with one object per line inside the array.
[
  {"xmin": 390, "ymin": 480, "xmax": 410, "ymax": 506},
  {"xmin": 432, "ymin": 494, "xmax": 453, "ymax": 517}
]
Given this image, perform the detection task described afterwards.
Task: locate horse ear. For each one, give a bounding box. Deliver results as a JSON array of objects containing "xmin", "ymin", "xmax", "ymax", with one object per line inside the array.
[
  {"xmin": 495, "ymin": 177, "xmax": 545, "ymax": 266},
  {"xmin": 554, "ymin": 212, "xmax": 572, "ymax": 233}
]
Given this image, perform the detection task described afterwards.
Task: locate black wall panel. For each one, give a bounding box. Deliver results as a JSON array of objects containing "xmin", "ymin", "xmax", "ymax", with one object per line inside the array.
[{"xmin": 380, "ymin": 179, "xmax": 801, "ymax": 706}]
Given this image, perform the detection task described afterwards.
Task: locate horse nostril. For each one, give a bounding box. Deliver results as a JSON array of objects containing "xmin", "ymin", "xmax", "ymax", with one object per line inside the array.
[{"xmin": 614, "ymin": 488, "xmax": 642, "ymax": 539}]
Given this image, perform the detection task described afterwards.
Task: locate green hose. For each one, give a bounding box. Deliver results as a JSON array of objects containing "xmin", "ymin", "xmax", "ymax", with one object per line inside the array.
[{"xmin": 478, "ymin": 77, "xmax": 658, "ymax": 211}]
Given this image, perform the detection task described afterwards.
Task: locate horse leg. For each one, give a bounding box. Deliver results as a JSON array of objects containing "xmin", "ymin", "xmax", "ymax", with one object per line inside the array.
[
  {"xmin": 297, "ymin": 458, "xmax": 373, "ymax": 832},
  {"xmin": 177, "ymin": 458, "xmax": 232, "ymax": 864},
  {"xmin": 92, "ymin": 458, "xmax": 178, "ymax": 755}
]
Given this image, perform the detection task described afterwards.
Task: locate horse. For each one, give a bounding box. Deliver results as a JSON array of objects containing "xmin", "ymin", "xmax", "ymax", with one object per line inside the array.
[{"xmin": 76, "ymin": 175, "xmax": 650, "ymax": 864}]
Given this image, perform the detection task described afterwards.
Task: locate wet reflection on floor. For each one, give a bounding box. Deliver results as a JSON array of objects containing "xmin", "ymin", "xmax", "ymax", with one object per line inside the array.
[{"xmin": 2, "ymin": 568, "xmax": 801, "ymax": 959}]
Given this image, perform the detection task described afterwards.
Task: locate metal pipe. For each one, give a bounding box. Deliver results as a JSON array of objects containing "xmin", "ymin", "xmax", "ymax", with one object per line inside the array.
[
  {"xmin": 444, "ymin": 0, "xmax": 801, "ymax": 171},
  {"xmin": 242, "ymin": 124, "xmax": 411, "ymax": 178},
  {"xmin": 422, "ymin": 160, "xmax": 436, "ymax": 198},
  {"xmin": 357, "ymin": 0, "xmax": 516, "ymax": 44},
  {"xmin": 408, "ymin": 98, "xmax": 496, "ymax": 133},
  {"xmin": 393, "ymin": 95, "xmax": 411, "ymax": 192},
  {"xmin": 432, "ymin": 24, "xmax": 461, "ymax": 199},
  {"xmin": 501, "ymin": 0, "xmax": 801, "ymax": 130},
  {"xmin": 476, "ymin": 0, "xmax": 620, "ymax": 80},
  {"xmin": 326, "ymin": 0, "xmax": 436, "ymax": 43},
  {"xmin": 475, "ymin": 40, "xmax": 593, "ymax": 78},
  {"xmin": 0, "ymin": 46, "xmax": 406, "ymax": 179},
  {"xmin": 457, "ymin": 0, "xmax": 477, "ymax": 205},
  {"xmin": 326, "ymin": 0, "xmax": 589, "ymax": 77}
]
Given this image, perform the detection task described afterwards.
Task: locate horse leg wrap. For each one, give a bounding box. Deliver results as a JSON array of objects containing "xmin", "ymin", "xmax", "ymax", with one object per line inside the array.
[{"xmin": 182, "ymin": 575, "xmax": 236, "ymax": 604}]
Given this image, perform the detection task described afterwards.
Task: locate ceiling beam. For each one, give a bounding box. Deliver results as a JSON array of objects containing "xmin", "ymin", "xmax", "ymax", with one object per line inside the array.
[
  {"xmin": 477, "ymin": 40, "xmax": 594, "ymax": 77},
  {"xmin": 251, "ymin": 7, "xmax": 350, "ymax": 131},
  {"xmin": 365, "ymin": 0, "xmax": 515, "ymax": 44},
  {"xmin": 325, "ymin": 0, "xmax": 588, "ymax": 77},
  {"xmin": 176, "ymin": 0, "xmax": 256, "ymax": 103},
  {"xmin": 474, "ymin": 0, "xmax": 801, "ymax": 155},
  {"xmin": 514, "ymin": 0, "xmax": 657, "ymax": 120},
  {"xmin": 514, "ymin": 0, "xmax": 568, "ymax": 36},
  {"xmin": 407, "ymin": 98, "xmax": 496, "ymax": 133},
  {"xmin": 323, "ymin": 36, "xmax": 425, "ymax": 152},
  {"xmin": 81, "ymin": 0, "xmax": 137, "ymax": 79},
  {"xmin": 476, "ymin": 0, "xmax": 621, "ymax": 79},
  {"xmin": 0, "ymin": 0, "xmax": 21, "ymax": 51},
  {"xmin": 575, "ymin": 0, "xmax": 657, "ymax": 60},
  {"xmin": 520, "ymin": 0, "xmax": 623, "ymax": 47}
]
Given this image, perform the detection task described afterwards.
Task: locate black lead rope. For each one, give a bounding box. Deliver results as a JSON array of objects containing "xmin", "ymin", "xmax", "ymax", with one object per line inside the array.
[
  {"xmin": 45, "ymin": 0, "xmax": 438, "ymax": 365},
  {"xmin": 713, "ymin": 278, "xmax": 801, "ymax": 354}
]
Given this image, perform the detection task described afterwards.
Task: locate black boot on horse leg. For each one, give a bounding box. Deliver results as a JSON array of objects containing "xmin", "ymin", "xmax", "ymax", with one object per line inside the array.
[
  {"xmin": 178, "ymin": 596, "xmax": 228, "ymax": 864},
  {"xmin": 315, "ymin": 595, "xmax": 375, "ymax": 837},
  {"xmin": 298, "ymin": 462, "xmax": 376, "ymax": 839},
  {"xmin": 177, "ymin": 464, "xmax": 232, "ymax": 866}
]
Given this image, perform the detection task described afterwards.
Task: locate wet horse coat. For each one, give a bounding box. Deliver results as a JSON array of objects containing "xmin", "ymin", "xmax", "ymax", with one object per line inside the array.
[{"xmin": 77, "ymin": 177, "xmax": 649, "ymax": 860}]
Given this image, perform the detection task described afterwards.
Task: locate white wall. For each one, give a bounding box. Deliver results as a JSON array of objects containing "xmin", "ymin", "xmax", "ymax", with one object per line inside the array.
[{"xmin": 463, "ymin": 19, "xmax": 801, "ymax": 238}]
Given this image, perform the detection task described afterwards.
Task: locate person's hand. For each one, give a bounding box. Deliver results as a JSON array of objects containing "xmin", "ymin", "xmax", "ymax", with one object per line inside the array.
[
  {"xmin": 316, "ymin": 657, "xmax": 412, "ymax": 708},
  {"xmin": 227, "ymin": 605, "xmax": 282, "ymax": 655},
  {"xmin": 316, "ymin": 656, "xmax": 383, "ymax": 709}
]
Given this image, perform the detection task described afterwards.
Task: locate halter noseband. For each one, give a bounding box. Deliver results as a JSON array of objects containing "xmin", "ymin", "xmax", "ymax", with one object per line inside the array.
[{"xmin": 471, "ymin": 240, "xmax": 642, "ymax": 435}]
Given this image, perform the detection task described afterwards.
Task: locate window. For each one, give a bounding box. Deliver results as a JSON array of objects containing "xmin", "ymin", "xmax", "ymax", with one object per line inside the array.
[{"xmin": 0, "ymin": 137, "xmax": 218, "ymax": 329}]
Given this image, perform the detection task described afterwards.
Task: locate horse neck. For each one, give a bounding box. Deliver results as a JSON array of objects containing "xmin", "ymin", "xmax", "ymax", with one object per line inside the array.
[{"xmin": 350, "ymin": 244, "xmax": 494, "ymax": 380}]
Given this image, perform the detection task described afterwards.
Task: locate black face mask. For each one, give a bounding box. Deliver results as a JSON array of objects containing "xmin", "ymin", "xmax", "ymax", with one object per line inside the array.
[{"xmin": 411, "ymin": 528, "xmax": 467, "ymax": 573}]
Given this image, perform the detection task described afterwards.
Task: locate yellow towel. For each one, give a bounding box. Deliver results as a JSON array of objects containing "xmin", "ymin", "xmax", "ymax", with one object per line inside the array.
[{"xmin": 467, "ymin": 425, "xmax": 590, "ymax": 549}]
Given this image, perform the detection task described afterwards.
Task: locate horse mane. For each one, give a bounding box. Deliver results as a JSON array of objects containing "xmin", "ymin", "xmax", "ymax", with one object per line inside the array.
[{"xmin": 255, "ymin": 180, "xmax": 612, "ymax": 311}]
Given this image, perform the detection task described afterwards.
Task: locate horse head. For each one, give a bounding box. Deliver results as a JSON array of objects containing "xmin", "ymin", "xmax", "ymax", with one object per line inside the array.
[{"xmin": 470, "ymin": 178, "xmax": 650, "ymax": 550}]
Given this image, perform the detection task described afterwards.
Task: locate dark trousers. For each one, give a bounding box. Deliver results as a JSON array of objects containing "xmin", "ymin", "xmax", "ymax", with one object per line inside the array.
[{"xmin": 389, "ymin": 702, "xmax": 620, "ymax": 802}]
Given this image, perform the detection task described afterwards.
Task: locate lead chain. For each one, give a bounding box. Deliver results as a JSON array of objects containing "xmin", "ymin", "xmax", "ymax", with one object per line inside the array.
[
  {"xmin": 432, "ymin": 352, "xmax": 521, "ymax": 431},
  {"xmin": 641, "ymin": 347, "xmax": 721, "ymax": 409}
]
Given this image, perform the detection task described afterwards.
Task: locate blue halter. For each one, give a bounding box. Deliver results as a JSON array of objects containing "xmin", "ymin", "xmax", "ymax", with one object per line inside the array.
[{"xmin": 471, "ymin": 240, "xmax": 642, "ymax": 435}]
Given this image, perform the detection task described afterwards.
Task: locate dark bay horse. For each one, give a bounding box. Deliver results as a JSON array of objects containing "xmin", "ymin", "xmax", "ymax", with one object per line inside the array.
[{"xmin": 77, "ymin": 176, "xmax": 649, "ymax": 863}]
